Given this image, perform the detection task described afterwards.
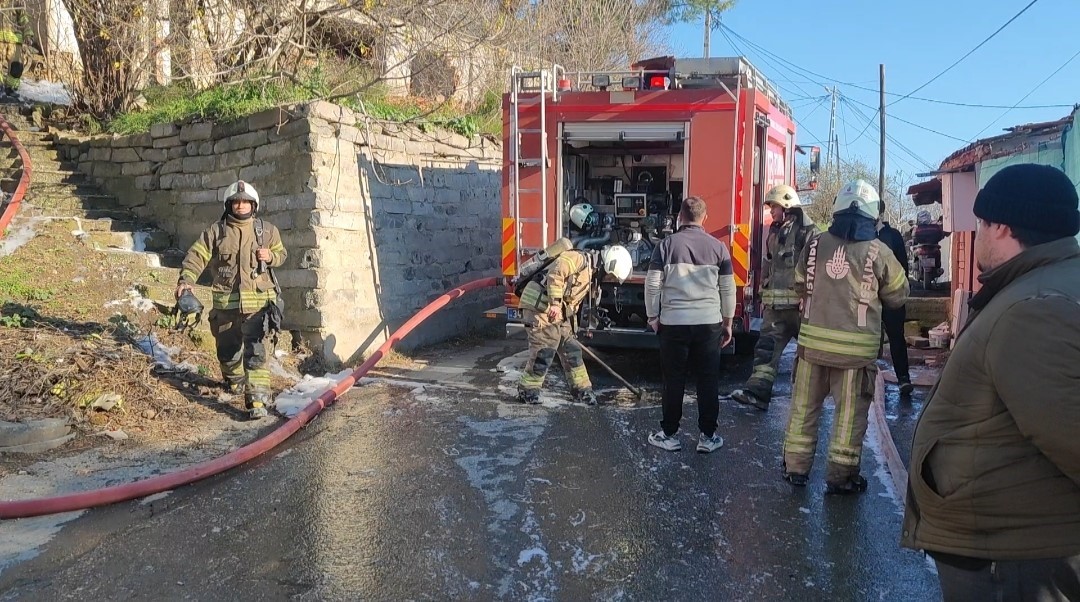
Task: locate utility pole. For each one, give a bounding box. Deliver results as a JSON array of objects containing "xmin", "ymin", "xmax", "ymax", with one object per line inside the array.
[
  {"xmin": 879, "ymin": 64, "xmax": 886, "ymax": 198},
  {"xmin": 834, "ymin": 132, "xmax": 841, "ymax": 174},
  {"xmin": 703, "ymin": 11, "xmax": 711, "ymax": 58},
  {"xmin": 826, "ymin": 86, "xmax": 837, "ymax": 175}
]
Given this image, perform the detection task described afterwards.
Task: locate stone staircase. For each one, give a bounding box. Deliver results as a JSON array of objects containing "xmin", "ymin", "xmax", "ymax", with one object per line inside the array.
[{"xmin": 0, "ymin": 107, "xmax": 175, "ymax": 267}]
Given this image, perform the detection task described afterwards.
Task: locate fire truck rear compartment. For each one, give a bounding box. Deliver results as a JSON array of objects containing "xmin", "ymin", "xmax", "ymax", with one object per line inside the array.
[{"xmin": 561, "ymin": 129, "xmax": 686, "ymax": 329}]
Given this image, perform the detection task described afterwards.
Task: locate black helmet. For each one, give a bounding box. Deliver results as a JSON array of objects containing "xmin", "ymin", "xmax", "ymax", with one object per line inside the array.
[{"xmin": 173, "ymin": 290, "xmax": 204, "ymax": 331}]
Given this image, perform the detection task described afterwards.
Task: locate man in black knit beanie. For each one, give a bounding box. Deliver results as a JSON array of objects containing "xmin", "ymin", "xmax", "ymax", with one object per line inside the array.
[{"xmin": 903, "ymin": 163, "xmax": 1080, "ymax": 601}]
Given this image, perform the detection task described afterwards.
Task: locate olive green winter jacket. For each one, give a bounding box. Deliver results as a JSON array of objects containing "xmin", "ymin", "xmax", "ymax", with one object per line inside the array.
[{"xmin": 902, "ymin": 237, "xmax": 1080, "ymax": 560}]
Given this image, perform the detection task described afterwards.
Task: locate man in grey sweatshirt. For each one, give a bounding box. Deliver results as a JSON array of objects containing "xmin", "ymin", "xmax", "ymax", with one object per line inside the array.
[{"xmin": 644, "ymin": 196, "xmax": 737, "ymax": 454}]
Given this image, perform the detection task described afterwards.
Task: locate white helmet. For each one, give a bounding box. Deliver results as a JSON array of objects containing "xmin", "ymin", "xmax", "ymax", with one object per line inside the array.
[
  {"xmin": 832, "ymin": 179, "xmax": 879, "ymax": 220},
  {"xmin": 764, "ymin": 184, "xmax": 802, "ymax": 210},
  {"xmin": 569, "ymin": 203, "xmax": 596, "ymax": 230},
  {"xmin": 601, "ymin": 245, "xmax": 633, "ymax": 283},
  {"xmin": 224, "ymin": 180, "xmax": 260, "ymax": 211}
]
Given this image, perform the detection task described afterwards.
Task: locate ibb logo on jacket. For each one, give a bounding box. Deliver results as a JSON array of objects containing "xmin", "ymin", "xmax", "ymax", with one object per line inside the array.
[{"xmin": 825, "ymin": 246, "xmax": 851, "ymax": 280}]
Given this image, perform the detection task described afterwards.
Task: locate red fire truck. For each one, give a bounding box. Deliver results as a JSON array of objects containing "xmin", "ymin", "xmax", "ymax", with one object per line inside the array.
[{"xmin": 493, "ymin": 56, "xmax": 819, "ymax": 350}]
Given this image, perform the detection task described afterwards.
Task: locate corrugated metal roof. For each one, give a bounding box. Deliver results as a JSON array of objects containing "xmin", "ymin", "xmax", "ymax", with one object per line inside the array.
[{"xmin": 940, "ymin": 114, "xmax": 1073, "ymax": 171}]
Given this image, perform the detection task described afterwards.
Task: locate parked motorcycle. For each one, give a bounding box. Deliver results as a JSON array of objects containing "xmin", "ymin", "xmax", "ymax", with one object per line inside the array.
[
  {"xmin": 910, "ymin": 243, "xmax": 943, "ymax": 290},
  {"xmin": 909, "ymin": 218, "xmax": 947, "ymax": 290}
]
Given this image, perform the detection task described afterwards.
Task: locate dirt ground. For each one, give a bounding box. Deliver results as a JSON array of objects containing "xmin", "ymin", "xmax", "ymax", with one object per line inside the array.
[{"xmin": 0, "ymin": 216, "xmax": 313, "ymax": 473}]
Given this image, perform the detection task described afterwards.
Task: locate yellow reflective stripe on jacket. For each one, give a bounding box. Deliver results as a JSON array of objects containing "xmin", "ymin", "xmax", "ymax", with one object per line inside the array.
[
  {"xmin": 190, "ymin": 241, "xmax": 211, "ymax": 262},
  {"xmin": 760, "ymin": 289, "xmax": 801, "ymax": 306},
  {"xmin": 798, "ymin": 323, "xmax": 880, "ymax": 359},
  {"xmin": 180, "ymin": 269, "xmax": 199, "ymax": 284},
  {"xmin": 211, "ymin": 290, "xmax": 278, "ymax": 312},
  {"xmin": 884, "ymin": 270, "xmax": 907, "ymax": 295}
]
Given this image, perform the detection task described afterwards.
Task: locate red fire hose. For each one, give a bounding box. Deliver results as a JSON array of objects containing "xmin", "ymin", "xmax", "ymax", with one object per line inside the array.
[
  {"xmin": 0, "ymin": 276, "xmax": 500, "ymax": 519},
  {"xmin": 0, "ymin": 115, "xmax": 32, "ymax": 238}
]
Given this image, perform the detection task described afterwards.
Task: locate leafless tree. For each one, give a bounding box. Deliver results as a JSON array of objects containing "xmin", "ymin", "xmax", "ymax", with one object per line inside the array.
[{"xmin": 798, "ymin": 158, "xmax": 918, "ymax": 228}]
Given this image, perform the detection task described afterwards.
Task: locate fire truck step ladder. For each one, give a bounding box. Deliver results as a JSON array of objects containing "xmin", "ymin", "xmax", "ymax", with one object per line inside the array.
[{"xmin": 509, "ymin": 64, "xmax": 564, "ymax": 263}]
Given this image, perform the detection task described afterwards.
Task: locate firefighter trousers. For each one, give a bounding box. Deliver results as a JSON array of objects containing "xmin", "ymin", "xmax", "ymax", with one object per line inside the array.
[
  {"xmin": 743, "ymin": 307, "xmax": 801, "ymax": 405},
  {"xmin": 782, "ymin": 359, "xmax": 876, "ymax": 484},
  {"xmin": 209, "ymin": 307, "xmax": 272, "ymax": 407},
  {"xmin": 519, "ymin": 309, "xmax": 592, "ymax": 393}
]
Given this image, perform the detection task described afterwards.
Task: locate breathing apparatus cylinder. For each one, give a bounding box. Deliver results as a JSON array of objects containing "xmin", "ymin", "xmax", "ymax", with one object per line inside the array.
[{"xmin": 514, "ymin": 237, "xmax": 574, "ymax": 285}]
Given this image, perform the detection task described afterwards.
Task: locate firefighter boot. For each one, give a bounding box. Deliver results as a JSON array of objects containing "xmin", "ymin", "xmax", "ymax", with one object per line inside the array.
[
  {"xmin": 517, "ymin": 386, "xmax": 541, "ymax": 405},
  {"xmin": 731, "ymin": 388, "xmax": 769, "ymax": 411},
  {"xmin": 574, "ymin": 388, "xmax": 597, "ymax": 406},
  {"xmin": 246, "ymin": 391, "xmax": 271, "ymax": 419},
  {"xmin": 826, "ymin": 475, "xmax": 868, "ymax": 495},
  {"xmin": 782, "ymin": 461, "xmax": 809, "ymax": 487}
]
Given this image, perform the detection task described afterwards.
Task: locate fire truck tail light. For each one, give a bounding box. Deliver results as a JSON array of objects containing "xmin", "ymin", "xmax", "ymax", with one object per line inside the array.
[{"xmin": 649, "ymin": 76, "xmax": 670, "ymax": 90}]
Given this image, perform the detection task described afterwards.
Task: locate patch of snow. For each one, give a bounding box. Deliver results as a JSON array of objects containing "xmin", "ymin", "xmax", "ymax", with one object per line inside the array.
[
  {"xmin": 104, "ymin": 288, "xmax": 155, "ymax": 313},
  {"xmin": 17, "ymin": 79, "xmax": 73, "ymax": 106},
  {"xmin": 517, "ymin": 547, "xmax": 548, "ymax": 566},
  {"xmin": 134, "ymin": 334, "xmax": 184, "ymax": 371},
  {"xmin": 138, "ymin": 491, "xmax": 172, "ymax": 505},
  {"xmin": 132, "ymin": 231, "xmax": 151, "ymax": 253},
  {"xmin": 0, "ymin": 221, "xmax": 36, "ymax": 256},
  {"xmin": 272, "ymin": 369, "xmax": 353, "ymax": 418}
]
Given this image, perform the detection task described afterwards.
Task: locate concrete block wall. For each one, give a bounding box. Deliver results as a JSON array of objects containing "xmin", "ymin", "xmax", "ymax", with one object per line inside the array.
[{"xmin": 54, "ymin": 101, "xmax": 503, "ymax": 366}]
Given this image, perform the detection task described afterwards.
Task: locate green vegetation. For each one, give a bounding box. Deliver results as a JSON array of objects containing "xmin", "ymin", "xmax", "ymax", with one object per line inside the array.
[
  {"xmin": 108, "ymin": 63, "xmax": 502, "ymax": 139},
  {"xmin": 0, "ymin": 267, "xmax": 55, "ymax": 303}
]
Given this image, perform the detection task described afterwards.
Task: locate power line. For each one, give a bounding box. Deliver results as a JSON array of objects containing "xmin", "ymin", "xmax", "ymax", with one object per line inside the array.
[
  {"xmin": 842, "ymin": 98, "xmax": 935, "ymax": 171},
  {"xmin": 890, "ymin": 0, "xmax": 1041, "ymax": 106},
  {"xmin": 968, "ymin": 48, "xmax": 1080, "ymax": 141},
  {"xmin": 717, "ymin": 21, "xmax": 1071, "ymax": 110},
  {"xmin": 843, "ymin": 94, "xmax": 971, "ymax": 144}
]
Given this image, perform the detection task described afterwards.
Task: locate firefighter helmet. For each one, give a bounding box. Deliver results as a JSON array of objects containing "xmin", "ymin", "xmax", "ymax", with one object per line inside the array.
[
  {"xmin": 764, "ymin": 184, "xmax": 802, "ymax": 209},
  {"xmin": 601, "ymin": 245, "xmax": 633, "ymax": 283},
  {"xmin": 832, "ymin": 179, "xmax": 880, "ymax": 220},
  {"xmin": 569, "ymin": 203, "xmax": 596, "ymax": 230},
  {"xmin": 173, "ymin": 289, "xmax": 205, "ymax": 332},
  {"xmin": 224, "ymin": 180, "xmax": 260, "ymax": 211},
  {"xmin": 917, "ymin": 209, "xmax": 932, "ymax": 225}
]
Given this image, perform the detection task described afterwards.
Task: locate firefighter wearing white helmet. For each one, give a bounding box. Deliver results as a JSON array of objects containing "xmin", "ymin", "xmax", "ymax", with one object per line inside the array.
[
  {"xmin": 176, "ymin": 180, "xmax": 288, "ymax": 419},
  {"xmin": 732, "ymin": 184, "xmax": 819, "ymax": 412},
  {"xmin": 569, "ymin": 202, "xmax": 597, "ymax": 231},
  {"xmin": 516, "ymin": 243, "xmax": 632, "ymax": 406},
  {"xmin": 781, "ymin": 179, "xmax": 908, "ymax": 493}
]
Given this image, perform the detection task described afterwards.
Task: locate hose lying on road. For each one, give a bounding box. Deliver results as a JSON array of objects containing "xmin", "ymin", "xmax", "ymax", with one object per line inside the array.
[
  {"xmin": 0, "ymin": 115, "xmax": 33, "ymax": 238},
  {"xmin": 0, "ymin": 276, "xmax": 500, "ymax": 519}
]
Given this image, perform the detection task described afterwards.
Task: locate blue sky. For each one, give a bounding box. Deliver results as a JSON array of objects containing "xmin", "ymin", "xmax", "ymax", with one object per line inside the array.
[{"xmin": 665, "ymin": 0, "xmax": 1079, "ymax": 183}]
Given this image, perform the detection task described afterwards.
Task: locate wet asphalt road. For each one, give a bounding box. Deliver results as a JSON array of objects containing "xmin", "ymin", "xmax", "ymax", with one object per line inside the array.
[{"xmin": 0, "ymin": 336, "xmax": 939, "ymax": 601}]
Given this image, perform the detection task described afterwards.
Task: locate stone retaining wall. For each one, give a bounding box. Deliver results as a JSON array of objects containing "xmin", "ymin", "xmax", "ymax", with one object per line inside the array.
[{"xmin": 54, "ymin": 101, "xmax": 503, "ymax": 365}]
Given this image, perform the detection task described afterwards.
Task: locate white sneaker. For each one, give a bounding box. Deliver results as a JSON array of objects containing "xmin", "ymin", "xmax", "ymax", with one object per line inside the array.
[
  {"xmin": 696, "ymin": 433, "xmax": 724, "ymax": 453},
  {"xmin": 648, "ymin": 430, "xmax": 682, "ymax": 451}
]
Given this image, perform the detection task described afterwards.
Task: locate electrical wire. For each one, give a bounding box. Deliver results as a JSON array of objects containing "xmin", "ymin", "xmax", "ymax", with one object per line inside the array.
[
  {"xmin": 968, "ymin": 48, "xmax": 1080, "ymax": 141},
  {"xmin": 717, "ymin": 21, "xmax": 1071, "ymax": 110},
  {"xmin": 841, "ymin": 97, "xmax": 935, "ymax": 172},
  {"xmin": 843, "ymin": 94, "xmax": 971, "ymax": 144},
  {"xmin": 890, "ymin": 0, "xmax": 1041, "ymax": 106}
]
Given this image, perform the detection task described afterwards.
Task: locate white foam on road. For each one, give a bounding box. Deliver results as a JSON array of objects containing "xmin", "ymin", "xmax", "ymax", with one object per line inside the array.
[{"xmin": 272, "ymin": 369, "xmax": 353, "ymax": 418}]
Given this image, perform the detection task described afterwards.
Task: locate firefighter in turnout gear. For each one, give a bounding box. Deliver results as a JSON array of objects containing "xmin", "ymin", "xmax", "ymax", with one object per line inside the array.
[
  {"xmin": 517, "ymin": 244, "xmax": 633, "ymax": 405},
  {"xmin": 782, "ymin": 180, "xmax": 908, "ymax": 493},
  {"xmin": 731, "ymin": 185, "xmax": 819, "ymax": 411},
  {"xmin": 176, "ymin": 181, "xmax": 288, "ymax": 419}
]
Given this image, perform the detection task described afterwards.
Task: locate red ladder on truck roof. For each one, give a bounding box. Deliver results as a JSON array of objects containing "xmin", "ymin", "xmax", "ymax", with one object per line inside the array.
[{"xmin": 508, "ymin": 65, "xmax": 565, "ymax": 272}]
